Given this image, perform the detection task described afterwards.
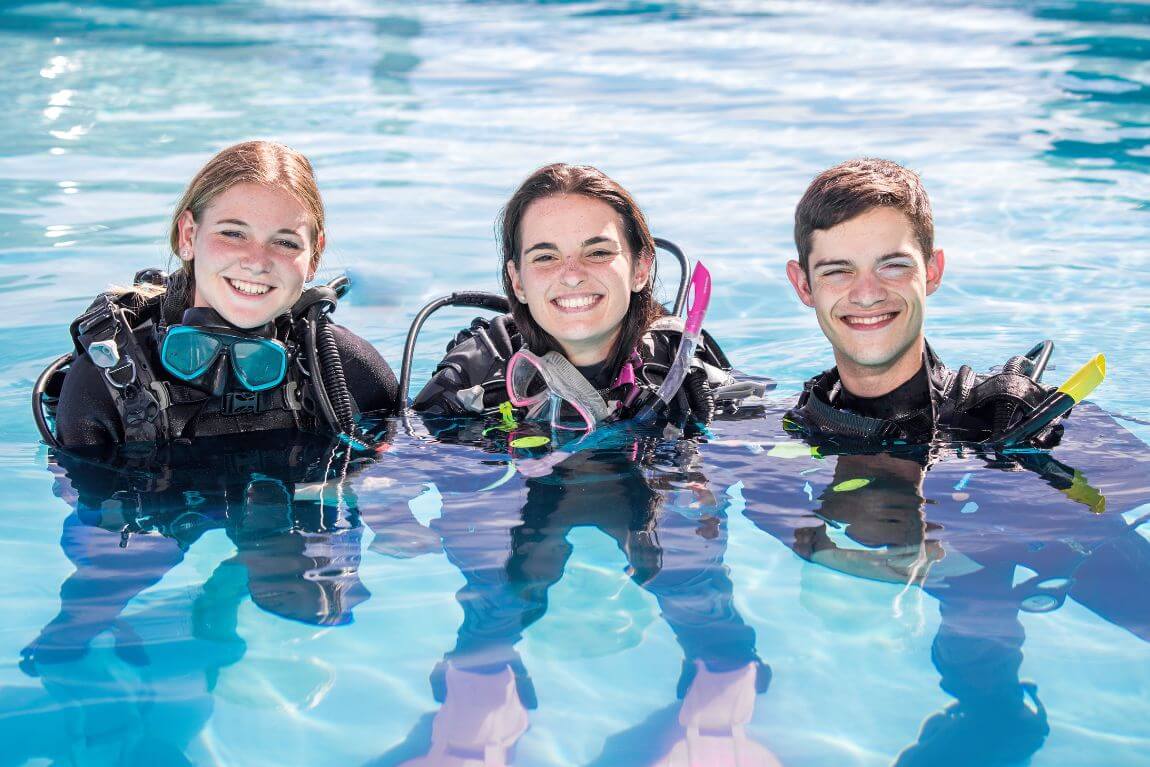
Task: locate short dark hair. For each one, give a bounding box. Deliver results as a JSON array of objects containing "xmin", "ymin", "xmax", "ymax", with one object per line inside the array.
[
  {"xmin": 794, "ymin": 158, "xmax": 934, "ymax": 274},
  {"xmin": 497, "ymin": 163, "xmax": 661, "ymax": 376}
]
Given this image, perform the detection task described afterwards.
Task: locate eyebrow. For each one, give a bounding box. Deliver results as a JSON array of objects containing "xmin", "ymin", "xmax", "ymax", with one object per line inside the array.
[
  {"xmin": 523, "ymin": 241, "xmax": 558, "ymax": 256},
  {"xmin": 878, "ymin": 251, "xmax": 918, "ymax": 262},
  {"xmin": 214, "ymin": 218, "xmax": 303, "ymax": 237},
  {"xmin": 523, "ymin": 236, "xmax": 621, "ymax": 257},
  {"xmin": 812, "ymin": 251, "xmax": 917, "ymax": 270},
  {"xmin": 810, "ymin": 258, "xmax": 852, "ymax": 270}
]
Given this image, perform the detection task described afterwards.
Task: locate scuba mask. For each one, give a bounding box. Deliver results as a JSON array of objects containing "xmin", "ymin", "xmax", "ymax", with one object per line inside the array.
[
  {"xmin": 506, "ymin": 349, "xmax": 639, "ymax": 432},
  {"xmin": 159, "ymin": 307, "xmax": 289, "ymax": 396}
]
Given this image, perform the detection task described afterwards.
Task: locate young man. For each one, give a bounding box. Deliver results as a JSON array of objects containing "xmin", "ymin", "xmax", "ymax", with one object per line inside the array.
[{"xmin": 784, "ymin": 158, "xmax": 1059, "ymax": 445}]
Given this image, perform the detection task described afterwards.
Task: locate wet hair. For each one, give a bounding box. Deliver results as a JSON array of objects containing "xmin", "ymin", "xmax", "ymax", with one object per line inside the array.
[
  {"xmin": 794, "ymin": 158, "xmax": 934, "ymax": 275},
  {"xmin": 166, "ymin": 140, "xmax": 325, "ymax": 303},
  {"xmin": 497, "ymin": 163, "xmax": 660, "ymax": 377}
]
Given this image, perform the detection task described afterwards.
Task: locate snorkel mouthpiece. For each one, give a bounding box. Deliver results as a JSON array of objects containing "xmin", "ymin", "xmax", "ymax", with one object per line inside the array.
[{"xmin": 997, "ymin": 353, "xmax": 1107, "ymax": 449}]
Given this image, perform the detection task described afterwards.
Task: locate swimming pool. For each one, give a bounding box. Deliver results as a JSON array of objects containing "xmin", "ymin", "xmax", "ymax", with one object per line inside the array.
[{"xmin": 2, "ymin": 1, "xmax": 1148, "ymax": 765}]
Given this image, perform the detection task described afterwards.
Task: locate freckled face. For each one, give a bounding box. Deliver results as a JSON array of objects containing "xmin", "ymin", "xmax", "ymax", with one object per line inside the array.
[
  {"xmin": 177, "ymin": 183, "xmax": 318, "ymax": 329},
  {"xmin": 507, "ymin": 195, "xmax": 650, "ymax": 365},
  {"xmin": 787, "ymin": 207, "xmax": 943, "ymax": 377}
]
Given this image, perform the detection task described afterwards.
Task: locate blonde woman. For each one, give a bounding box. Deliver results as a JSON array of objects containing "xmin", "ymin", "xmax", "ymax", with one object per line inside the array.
[{"xmin": 51, "ymin": 141, "xmax": 396, "ymax": 449}]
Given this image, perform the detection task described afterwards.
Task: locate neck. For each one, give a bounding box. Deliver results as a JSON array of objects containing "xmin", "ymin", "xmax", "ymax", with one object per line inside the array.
[
  {"xmin": 835, "ymin": 337, "xmax": 926, "ymax": 399},
  {"xmin": 558, "ymin": 328, "xmax": 620, "ymax": 368}
]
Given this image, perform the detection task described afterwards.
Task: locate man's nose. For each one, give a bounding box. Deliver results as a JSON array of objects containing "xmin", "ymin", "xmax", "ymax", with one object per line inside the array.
[{"xmin": 849, "ymin": 270, "xmax": 887, "ymax": 307}]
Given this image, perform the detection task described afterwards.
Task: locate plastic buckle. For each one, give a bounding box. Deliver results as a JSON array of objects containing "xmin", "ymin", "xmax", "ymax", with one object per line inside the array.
[
  {"xmin": 103, "ymin": 358, "xmax": 136, "ymax": 389},
  {"xmin": 121, "ymin": 383, "xmax": 160, "ymax": 426},
  {"xmin": 223, "ymin": 391, "xmax": 260, "ymax": 415},
  {"xmin": 76, "ymin": 304, "xmax": 114, "ymax": 336}
]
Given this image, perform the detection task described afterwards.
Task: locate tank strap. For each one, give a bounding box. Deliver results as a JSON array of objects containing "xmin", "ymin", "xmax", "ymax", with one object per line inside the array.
[{"xmin": 73, "ymin": 296, "xmax": 172, "ymax": 443}]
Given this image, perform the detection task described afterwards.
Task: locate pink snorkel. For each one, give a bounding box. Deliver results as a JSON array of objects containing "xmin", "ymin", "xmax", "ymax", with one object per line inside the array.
[{"xmin": 634, "ymin": 261, "xmax": 712, "ymax": 424}]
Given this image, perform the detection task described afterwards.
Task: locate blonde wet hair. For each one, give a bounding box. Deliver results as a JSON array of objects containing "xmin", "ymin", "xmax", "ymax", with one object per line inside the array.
[{"xmin": 166, "ymin": 140, "xmax": 326, "ymax": 302}]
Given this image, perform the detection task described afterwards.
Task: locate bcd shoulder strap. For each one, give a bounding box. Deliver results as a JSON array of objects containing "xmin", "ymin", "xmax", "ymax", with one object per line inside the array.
[{"xmin": 71, "ymin": 292, "xmax": 171, "ymax": 443}]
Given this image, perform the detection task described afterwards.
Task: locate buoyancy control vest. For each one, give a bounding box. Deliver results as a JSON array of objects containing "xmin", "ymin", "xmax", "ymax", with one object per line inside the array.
[
  {"xmin": 413, "ymin": 313, "xmax": 764, "ymax": 424},
  {"xmin": 785, "ymin": 343, "xmax": 1064, "ymax": 447},
  {"xmin": 34, "ymin": 271, "xmax": 365, "ymax": 448}
]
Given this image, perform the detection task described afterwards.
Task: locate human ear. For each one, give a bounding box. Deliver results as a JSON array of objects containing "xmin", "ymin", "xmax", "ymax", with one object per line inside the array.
[
  {"xmin": 506, "ymin": 260, "xmax": 527, "ymax": 303},
  {"xmin": 308, "ymin": 231, "xmax": 325, "ymax": 281},
  {"xmin": 925, "ymin": 248, "xmax": 945, "ymax": 296},
  {"xmin": 632, "ymin": 255, "xmax": 653, "ymax": 292},
  {"xmin": 176, "ymin": 210, "xmax": 196, "ymax": 261},
  {"xmin": 786, "ymin": 259, "xmax": 815, "ymax": 308}
]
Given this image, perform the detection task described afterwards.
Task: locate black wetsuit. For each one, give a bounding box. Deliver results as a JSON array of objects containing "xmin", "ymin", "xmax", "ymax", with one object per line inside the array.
[
  {"xmin": 413, "ymin": 313, "xmax": 748, "ymax": 422},
  {"xmin": 786, "ymin": 343, "xmax": 1062, "ymax": 446},
  {"xmin": 56, "ymin": 321, "xmax": 397, "ymax": 449}
]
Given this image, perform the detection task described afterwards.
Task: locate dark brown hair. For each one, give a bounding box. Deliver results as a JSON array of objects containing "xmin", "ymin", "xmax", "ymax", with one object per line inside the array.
[
  {"xmin": 498, "ymin": 163, "xmax": 661, "ymax": 377},
  {"xmin": 794, "ymin": 158, "xmax": 934, "ymax": 274}
]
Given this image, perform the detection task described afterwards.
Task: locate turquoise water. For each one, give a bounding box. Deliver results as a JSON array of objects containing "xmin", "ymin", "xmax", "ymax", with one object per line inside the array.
[{"xmin": 2, "ymin": 1, "xmax": 1150, "ymax": 765}]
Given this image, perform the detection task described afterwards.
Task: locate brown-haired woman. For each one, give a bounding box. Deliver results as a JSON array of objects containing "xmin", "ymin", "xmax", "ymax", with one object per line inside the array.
[
  {"xmin": 414, "ymin": 163, "xmax": 743, "ymax": 430},
  {"xmin": 52, "ymin": 140, "xmax": 398, "ymax": 449}
]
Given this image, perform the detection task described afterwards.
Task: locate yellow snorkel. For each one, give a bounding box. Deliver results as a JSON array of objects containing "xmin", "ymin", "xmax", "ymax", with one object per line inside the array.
[{"xmin": 996, "ymin": 354, "xmax": 1106, "ymax": 448}]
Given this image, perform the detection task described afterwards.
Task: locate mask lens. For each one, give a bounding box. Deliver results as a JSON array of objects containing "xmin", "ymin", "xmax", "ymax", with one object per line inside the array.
[
  {"xmin": 551, "ymin": 396, "xmax": 596, "ymax": 431},
  {"xmin": 161, "ymin": 329, "xmax": 224, "ymax": 380},
  {"xmin": 231, "ymin": 340, "xmax": 288, "ymax": 391},
  {"xmin": 506, "ymin": 351, "xmax": 549, "ymax": 407},
  {"xmin": 505, "ymin": 350, "xmax": 598, "ymax": 431}
]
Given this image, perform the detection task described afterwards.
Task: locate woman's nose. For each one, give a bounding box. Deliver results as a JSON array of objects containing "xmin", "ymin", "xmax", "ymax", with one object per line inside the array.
[
  {"xmin": 559, "ymin": 257, "xmax": 586, "ymax": 286},
  {"xmin": 240, "ymin": 244, "xmax": 274, "ymax": 273}
]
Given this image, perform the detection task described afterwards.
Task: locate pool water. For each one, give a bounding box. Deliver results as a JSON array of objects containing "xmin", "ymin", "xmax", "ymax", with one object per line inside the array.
[{"xmin": 2, "ymin": 1, "xmax": 1149, "ymax": 765}]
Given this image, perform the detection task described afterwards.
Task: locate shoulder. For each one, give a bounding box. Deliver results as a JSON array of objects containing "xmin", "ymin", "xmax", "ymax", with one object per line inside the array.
[
  {"xmin": 640, "ymin": 316, "xmax": 733, "ymax": 371},
  {"xmin": 56, "ymin": 353, "xmax": 123, "ymax": 448},
  {"xmin": 325, "ymin": 323, "xmax": 399, "ymax": 415},
  {"xmin": 413, "ymin": 314, "xmax": 522, "ymax": 415}
]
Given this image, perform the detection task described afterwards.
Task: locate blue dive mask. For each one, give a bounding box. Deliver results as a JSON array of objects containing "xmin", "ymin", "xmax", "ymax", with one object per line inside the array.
[{"xmin": 159, "ymin": 308, "xmax": 288, "ymax": 395}]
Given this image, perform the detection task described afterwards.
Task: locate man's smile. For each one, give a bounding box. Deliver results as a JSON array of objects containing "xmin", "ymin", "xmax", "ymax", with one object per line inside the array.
[{"xmin": 839, "ymin": 310, "xmax": 900, "ymax": 330}]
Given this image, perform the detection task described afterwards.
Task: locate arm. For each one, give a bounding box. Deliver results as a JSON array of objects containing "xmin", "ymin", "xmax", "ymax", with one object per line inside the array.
[
  {"xmin": 413, "ymin": 314, "xmax": 520, "ymax": 416},
  {"xmin": 329, "ymin": 324, "xmax": 400, "ymax": 415},
  {"xmin": 54, "ymin": 353, "xmax": 123, "ymax": 449}
]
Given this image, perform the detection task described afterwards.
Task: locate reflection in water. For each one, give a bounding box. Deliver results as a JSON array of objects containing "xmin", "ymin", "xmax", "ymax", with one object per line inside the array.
[
  {"xmin": 714, "ymin": 403, "xmax": 1150, "ymax": 766},
  {"xmin": 368, "ymin": 424, "xmax": 778, "ymax": 766},
  {"xmin": 5, "ymin": 432, "xmax": 379, "ymax": 765}
]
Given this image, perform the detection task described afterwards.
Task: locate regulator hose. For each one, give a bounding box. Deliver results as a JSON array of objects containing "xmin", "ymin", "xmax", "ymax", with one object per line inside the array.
[
  {"xmin": 683, "ymin": 368, "xmax": 715, "ymax": 425},
  {"xmin": 316, "ymin": 316, "xmax": 356, "ymax": 435}
]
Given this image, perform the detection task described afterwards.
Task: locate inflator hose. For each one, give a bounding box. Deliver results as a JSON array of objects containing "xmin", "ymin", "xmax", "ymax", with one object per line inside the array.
[
  {"xmin": 316, "ymin": 317, "xmax": 357, "ymax": 436},
  {"xmin": 684, "ymin": 368, "xmax": 715, "ymax": 425}
]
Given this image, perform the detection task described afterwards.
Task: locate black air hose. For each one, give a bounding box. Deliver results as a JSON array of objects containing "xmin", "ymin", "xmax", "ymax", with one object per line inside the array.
[
  {"xmin": 992, "ymin": 355, "xmax": 1028, "ymax": 438},
  {"xmin": 299, "ymin": 306, "xmax": 341, "ymax": 436},
  {"xmin": 684, "ymin": 368, "xmax": 715, "ymax": 425},
  {"xmin": 316, "ymin": 317, "xmax": 357, "ymax": 435}
]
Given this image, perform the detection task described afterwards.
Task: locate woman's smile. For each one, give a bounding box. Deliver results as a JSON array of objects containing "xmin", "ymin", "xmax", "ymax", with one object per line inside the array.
[{"xmin": 507, "ymin": 194, "xmax": 649, "ymax": 366}]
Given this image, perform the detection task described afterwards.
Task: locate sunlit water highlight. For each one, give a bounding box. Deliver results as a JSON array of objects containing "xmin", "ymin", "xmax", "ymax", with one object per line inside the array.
[{"xmin": 1, "ymin": 2, "xmax": 1148, "ymax": 766}]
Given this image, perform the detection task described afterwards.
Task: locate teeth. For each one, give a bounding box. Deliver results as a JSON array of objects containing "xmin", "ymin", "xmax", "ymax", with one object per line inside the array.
[
  {"xmin": 845, "ymin": 312, "xmax": 895, "ymax": 326},
  {"xmin": 228, "ymin": 278, "xmax": 271, "ymax": 296},
  {"xmin": 554, "ymin": 295, "xmax": 599, "ymax": 309}
]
